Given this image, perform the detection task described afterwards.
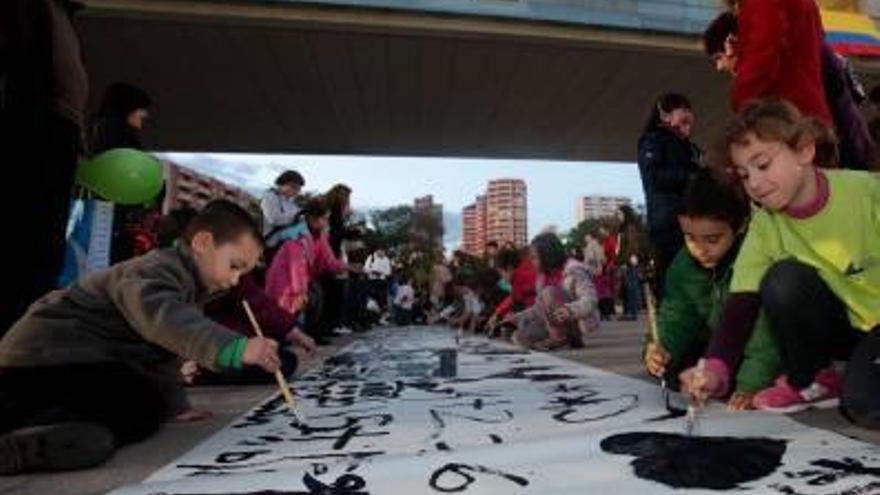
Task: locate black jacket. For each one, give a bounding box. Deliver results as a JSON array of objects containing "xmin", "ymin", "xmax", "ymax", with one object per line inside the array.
[
  {"xmin": 637, "ymin": 127, "xmax": 701, "ymax": 243},
  {"xmin": 90, "ymin": 115, "xmax": 143, "ymax": 155}
]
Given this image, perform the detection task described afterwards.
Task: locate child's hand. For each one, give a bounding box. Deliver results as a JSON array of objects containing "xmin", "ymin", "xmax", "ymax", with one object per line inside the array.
[
  {"xmin": 243, "ymin": 337, "xmax": 281, "ymax": 373},
  {"xmin": 286, "ymin": 327, "xmax": 317, "ymax": 356},
  {"xmin": 727, "ymin": 391, "xmax": 755, "ymax": 411},
  {"xmin": 552, "ymin": 307, "xmax": 571, "ymax": 325},
  {"xmin": 644, "ymin": 342, "xmax": 670, "ymax": 378},
  {"xmin": 180, "ymin": 360, "xmax": 201, "ymax": 385},
  {"xmin": 680, "ymin": 365, "xmax": 722, "ymax": 406},
  {"xmin": 486, "ymin": 314, "xmax": 499, "ymax": 331}
]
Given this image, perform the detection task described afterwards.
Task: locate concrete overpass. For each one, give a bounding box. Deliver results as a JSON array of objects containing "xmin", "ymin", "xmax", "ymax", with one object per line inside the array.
[{"xmin": 79, "ymin": 0, "xmax": 880, "ymax": 162}]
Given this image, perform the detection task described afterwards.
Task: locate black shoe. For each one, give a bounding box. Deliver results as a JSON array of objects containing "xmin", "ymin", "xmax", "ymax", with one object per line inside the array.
[{"xmin": 0, "ymin": 422, "xmax": 115, "ymax": 474}]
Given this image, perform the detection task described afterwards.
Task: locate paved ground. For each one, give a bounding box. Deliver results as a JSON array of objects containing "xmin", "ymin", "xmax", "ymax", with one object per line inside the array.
[{"xmin": 2, "ymin": 319, "xmax": 877, "ymax": 495}]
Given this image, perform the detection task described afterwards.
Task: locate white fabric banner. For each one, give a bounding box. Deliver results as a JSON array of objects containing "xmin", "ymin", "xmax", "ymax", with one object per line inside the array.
[{"xmin": 110, "ymin": 327, "xmax": 880, "ymax": 495}]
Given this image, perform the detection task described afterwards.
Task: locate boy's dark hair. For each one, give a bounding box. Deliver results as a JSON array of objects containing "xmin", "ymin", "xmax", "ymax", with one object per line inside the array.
[
  {"xmin": 157, "ymin": 207, "xmax": 198, "ymax": 247},
  {"xmin": 679, "ymin": 169, "xmax": 750, "ymax": 232},
  {"xmin": 531, "ymin": 233, "xmax": 568, "ymax": 274},
  {"xmin": 183, "ymin": 200, "xmax": 262, "ymax": 245},
  {"xmin": 703, "ymin": 12, "xmax": 737, "ymax": 56},
  {"xmin": 275, "ymin": 170, "xmax": 305, "ymax": 187},
  {"xmin": 496, "ymin": 248, "xmax": 521, "ymax": 270},
  {"xmin": 485, "ymin": 241, "xmax": 499, "ymax": 249}
]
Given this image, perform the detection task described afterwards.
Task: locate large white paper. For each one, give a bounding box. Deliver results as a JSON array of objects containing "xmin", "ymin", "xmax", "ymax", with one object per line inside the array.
[{"xmin": 110, "ymin": 327, "xmax": 880, "ymax": 495}]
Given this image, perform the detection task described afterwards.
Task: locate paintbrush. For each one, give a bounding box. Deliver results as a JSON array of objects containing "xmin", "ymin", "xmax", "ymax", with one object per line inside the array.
[
  {"xmin": 685, "ymin": 358, "xmax": 706, "ymax": 436},
  {"xmin": 242, "ymin": 300, "xmax": 304, "ymax": 422},
  {"xmin": 643, "ymin": 285, "xmax": 670, "ymax": 406}
]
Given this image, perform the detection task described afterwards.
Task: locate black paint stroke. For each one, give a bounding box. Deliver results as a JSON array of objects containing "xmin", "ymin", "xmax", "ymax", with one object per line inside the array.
[
  {"xmin": 178, "ymin": 451, "xmax": 384, "ymax": 475},
  {"xmin": 233, "ymin": 395, "xmax": 302, "ymax": 429},
  {"xmin": 483, "ymin": 365, "xmax": 577, "ymax": 383},
  {"xmin": 601, "ymin": 432, "xmax": 787, "ymax": 490},
  {"xmin": 147, "ymin": 473, "xmax": 368, "ymax": 495},
  {"xmin": 771, "ymin": 480, "xmax": 880, "ymax": 495},
  {"xmin": 644, "ymin": 409, "xmax": 688, "ymax": 422},
  {"xmin": 429, "ymin": 463, "xmax": 529, "ymax": 493},
  {"xmin": 459, "ymin": 342, "xmax": 530, "ymax": 356},
  {"xmin": 544, "ymin": 394, "xmax": 639, "ymax": 424},
  {"xmin": 783, "ymin": 457, "xmax": 880, "ymax": 486}
]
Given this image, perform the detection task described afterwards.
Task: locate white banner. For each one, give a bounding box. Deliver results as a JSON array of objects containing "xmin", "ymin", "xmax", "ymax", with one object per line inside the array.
[{"xmin": 110, "ymin": 327, "xmax": 880, "ymax": 495}]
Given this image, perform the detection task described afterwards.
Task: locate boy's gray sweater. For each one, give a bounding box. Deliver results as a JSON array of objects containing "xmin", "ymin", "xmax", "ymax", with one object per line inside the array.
[{"xmin": 0, "ymin": 246, "xmax": 240, "ymax": 413}]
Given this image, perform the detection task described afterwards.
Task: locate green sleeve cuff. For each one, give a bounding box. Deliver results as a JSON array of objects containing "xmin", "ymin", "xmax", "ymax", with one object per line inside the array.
[{"xmin": 216, "ymin": 337, "xmax": 247, "ymax": 370}]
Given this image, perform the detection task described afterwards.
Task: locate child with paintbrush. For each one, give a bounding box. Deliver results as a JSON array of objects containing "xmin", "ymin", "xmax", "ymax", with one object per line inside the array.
[
  {"xmin": 681, "ymin": 100, "xmax": 880, "ymax": 426},
  {"xmin": 0, "ymin": 200, "xmax": 283, "ymax": 474},
  {"xmin": 644, "ymin": 169, "xmax": 780, "ymax": 410}
]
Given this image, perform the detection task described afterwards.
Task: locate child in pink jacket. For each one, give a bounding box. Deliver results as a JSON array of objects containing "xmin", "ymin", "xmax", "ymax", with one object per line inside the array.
[{"xmin": 266, "ymin": 197, "xmax": 348, "ymax": 316}]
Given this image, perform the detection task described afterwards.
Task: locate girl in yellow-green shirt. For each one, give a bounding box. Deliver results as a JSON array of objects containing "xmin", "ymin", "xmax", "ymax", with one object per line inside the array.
[{"xmin": 680, "ymin": 100, "xmax": 880, "ymax": 428}]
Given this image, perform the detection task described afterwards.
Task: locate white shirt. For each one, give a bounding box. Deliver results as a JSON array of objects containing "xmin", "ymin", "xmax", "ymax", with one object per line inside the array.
[
  {"xmin": 393, "ymin": 284, "xmax": 415, "ymax": 310},
  {"xmin": 365, "ymin": 253, "xmax": 392, "ymax": 280},
  {"xmin": 462, "ymin": 289, "xmax": 483, "ymax": 316},
  {"xmin": 260, "ymin": 189, "xmax": 299, "ymax": 237}
]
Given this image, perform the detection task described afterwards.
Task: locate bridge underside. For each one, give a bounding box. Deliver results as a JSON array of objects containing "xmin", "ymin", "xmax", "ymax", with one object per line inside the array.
[{"xmin": 80, "ymin": 1, "xmax": 850, "ymax": 162}]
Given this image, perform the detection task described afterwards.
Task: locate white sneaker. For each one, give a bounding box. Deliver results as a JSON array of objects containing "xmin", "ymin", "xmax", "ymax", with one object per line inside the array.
[{"xmin": 333, "ymin": 326, "xmax": 353, "ymax": 336}]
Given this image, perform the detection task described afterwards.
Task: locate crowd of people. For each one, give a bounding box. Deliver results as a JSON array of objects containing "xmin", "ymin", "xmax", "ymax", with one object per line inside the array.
[{"xmin": 0, "ymin": 0, "xmax": 878, "ymax": 479}]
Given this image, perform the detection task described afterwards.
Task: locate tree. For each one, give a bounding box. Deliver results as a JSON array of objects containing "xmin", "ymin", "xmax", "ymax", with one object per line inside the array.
[
  {"xmin": 410, "ymin": 206, "xmax": 444, "ymax": 255},
  {"xmin": 367, "ymin": 205, "xmax": 413, "ymax": 252},
  {"xmin": 564, "ymin": 216, "xmax": 616, "ymax": 250}
]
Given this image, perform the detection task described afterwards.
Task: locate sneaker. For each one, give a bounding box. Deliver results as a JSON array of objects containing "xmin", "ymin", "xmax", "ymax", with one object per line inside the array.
[
  {"xmin": 753, "ymin": 368, "xmax": 842, "ymax": 413},
  {"xmin": 0, "ymin": 422, "xmax": 115, "ymax": 474}
]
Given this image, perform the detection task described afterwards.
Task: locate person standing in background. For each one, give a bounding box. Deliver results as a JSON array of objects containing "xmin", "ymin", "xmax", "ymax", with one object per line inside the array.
[
  {"xmin": 89, "ymin": 82, "xmax": 151, "ymax": 155},
  {"xmin": 638, "ymin": 93, "xmax": 701, "ymax": 299},
  {"xmin": 365, "ymin": 248, "xmax": 392, "ymax": 311},
  {"xmin": 1, "ymin": 0, "xmax": 88, "ymax": 332},
  {"xmin": 261, "ymin": 170, "xmax": 305, "ymax": 252}
]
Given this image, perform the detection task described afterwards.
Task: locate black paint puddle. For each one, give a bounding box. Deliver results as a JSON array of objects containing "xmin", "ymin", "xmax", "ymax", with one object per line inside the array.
[{"xmin": 601, "ymin": 432, "xmax": 787, "ymax": 490}]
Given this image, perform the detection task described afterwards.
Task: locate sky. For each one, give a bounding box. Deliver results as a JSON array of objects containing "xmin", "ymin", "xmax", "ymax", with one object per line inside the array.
[{"xmin": 160, "ymin": 153, "xmax": 645, "ymax": 243}]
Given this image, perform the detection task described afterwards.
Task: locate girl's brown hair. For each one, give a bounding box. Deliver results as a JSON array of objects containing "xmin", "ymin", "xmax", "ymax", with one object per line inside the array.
[
  {"xmin": 325, "ymin": 184, "xmax": 352, "ymax": 219},
  {"xmin": 711, "ymin": 99, "xmax": 838, "ymax": 180}
]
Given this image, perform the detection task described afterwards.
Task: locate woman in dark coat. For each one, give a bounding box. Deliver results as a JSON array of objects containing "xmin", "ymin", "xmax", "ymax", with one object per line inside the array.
[
  {"xmin": 637, "ymin": 93, "xmax": 702, "ymax": 299},
  {"xmin": 89, "ymin": 83, "xmax": 157, "ymax": 264},
  {"xmin": 89, "ymin": 82, "xmax": 151, "ymax": 155}
]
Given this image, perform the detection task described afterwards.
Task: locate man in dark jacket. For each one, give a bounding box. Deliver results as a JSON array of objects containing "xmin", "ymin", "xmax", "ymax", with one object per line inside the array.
[{"xmin": 0, "ymin": 0, "xmax": 88, "ymax": 333}]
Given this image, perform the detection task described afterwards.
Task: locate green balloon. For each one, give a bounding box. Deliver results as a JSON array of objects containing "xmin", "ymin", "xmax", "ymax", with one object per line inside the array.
[{"xmin": 76, "ymin": 149, "xmax": 163, "ymax": 205}]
